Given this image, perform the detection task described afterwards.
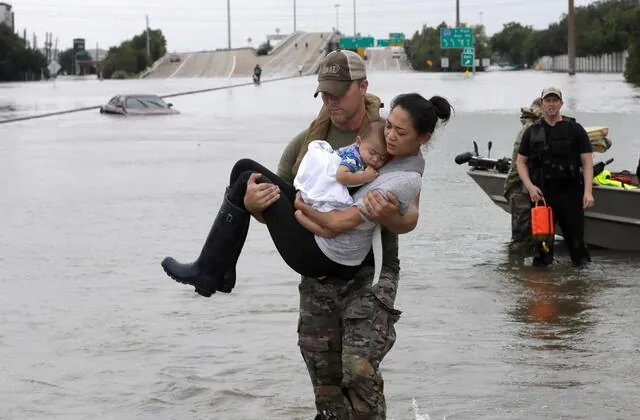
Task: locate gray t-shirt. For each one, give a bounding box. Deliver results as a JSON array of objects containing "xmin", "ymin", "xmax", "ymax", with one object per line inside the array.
[{"xmin": 315, "ymin": 153, "xmax": 425, "ymax": 266}]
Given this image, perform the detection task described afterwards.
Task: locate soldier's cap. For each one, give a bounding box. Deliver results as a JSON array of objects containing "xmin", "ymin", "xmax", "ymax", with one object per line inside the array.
[
  {"xmin": 541, "ymin": 86, "xmax": 562, "ymax": 100},
  {"xmin": 314, "ymin": 50, "xmax": 367, "ymax": 98}
]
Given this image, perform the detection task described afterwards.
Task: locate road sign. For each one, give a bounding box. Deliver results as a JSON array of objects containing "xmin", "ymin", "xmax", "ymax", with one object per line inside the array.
[
  {"xmin": 389, "ymin": 32, "xmax": 405, "ymax": 40},
  {"xmin": 440, "ymin": 27, "xmax": 473, "ymax": 49},
  {"xmin": 339, "ymin": 36, "xmax": 374, "ymax": 49},
  {"xmin": 463, "ymin": 47, "xmax": 474, "ymax": 55},
  {"xmin": 461, "ymin": 52, "xmax": 475, "ymax": 67},
  {"xmin": 377, "ymin": 38, "xmax": 404, "ymax": 47},
  {"xmin": 47, "ymin": 61, "xmax": 61, "ymax": 75},
  {"xmin": 440, "ymin": 57, "xmax": 449, "ymax": 68}
]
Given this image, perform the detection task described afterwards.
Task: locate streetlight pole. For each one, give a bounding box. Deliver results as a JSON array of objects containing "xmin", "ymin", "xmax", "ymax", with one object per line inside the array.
[
  {"xmin": 456, "ymin": 0, "xmax": 460, "ymax": 27},
  {"xmin": 293, "ymin": 0, "xmax": 297, "ymax": 32},
  {"xmin": 568, "ymin": 0, "xmax": 576, "ymax": 75},
  {"xmin": 353, "ymin": 0, "xmax": 356, "ymax": 36},
  {"xmin": 227, "ymin": 0, "xmax": 231, "ymax": 49},
  {"xmin": 334, "ymin": 4, "xmax": 341, "ymax": 32}
]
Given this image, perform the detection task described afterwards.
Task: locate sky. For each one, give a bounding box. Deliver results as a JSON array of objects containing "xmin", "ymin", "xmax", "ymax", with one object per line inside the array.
[{"xmin": 7, "ymin": 0, "xmax": 597, "ymax": 53}]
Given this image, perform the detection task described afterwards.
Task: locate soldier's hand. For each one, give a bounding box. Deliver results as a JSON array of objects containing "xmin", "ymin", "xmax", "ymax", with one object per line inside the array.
[
  {"xmin": 583, "ymin": 191, "xmax": 595, "ymax": 209},
  {"xmin": 527, "ymin": 185, "xmax": 543, "ymax": 203},
  {"xmin": 243, "ymin": 173, "xmax": 280, "ymax": 214}
]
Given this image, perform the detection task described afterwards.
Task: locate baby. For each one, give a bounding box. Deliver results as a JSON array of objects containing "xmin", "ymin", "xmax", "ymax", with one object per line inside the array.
[{"xmin": 294, "ymin": 119, "xmax": 389, "ymax": 213}]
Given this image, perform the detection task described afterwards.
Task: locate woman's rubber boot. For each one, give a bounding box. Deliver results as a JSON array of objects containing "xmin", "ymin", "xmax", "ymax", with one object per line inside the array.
[
  {"xmin": 161, "ymin": 196, "xmax": 249, "ymax": 297},
  {"xmin": 216, "ymin": 188, "xmax": 250, "ymax": 293}
]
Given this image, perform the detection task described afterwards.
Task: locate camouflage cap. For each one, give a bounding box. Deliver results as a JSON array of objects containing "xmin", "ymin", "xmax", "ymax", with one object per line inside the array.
[
  {"xmin": 314, "ymin": 50, "xmax": 367, "ymax": 98},
  {"xmin": 541, "ymin": 86, "xmax": 562, "ymax": 100}
]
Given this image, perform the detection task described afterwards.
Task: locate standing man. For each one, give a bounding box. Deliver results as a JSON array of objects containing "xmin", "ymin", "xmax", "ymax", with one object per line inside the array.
[
  {"xmin": 503, "ymin": 98, "xmax": 542, "ymax": 254},
  {"xmin": 516, "ymin": 87, "xmax": 594, "ymax": 267},
  {"xmin": 243, "ymin": 50, "xmax": 419, "ymax": 419}
]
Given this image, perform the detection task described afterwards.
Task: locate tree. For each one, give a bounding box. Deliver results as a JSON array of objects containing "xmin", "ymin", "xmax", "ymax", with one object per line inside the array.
[
  {"xmin": 100, "ymin": 28, "xmax": 167, "ymax": 79},
  {"xmin": 256, "ymin": 40, "xmax": 273, "ymax": 56},
  {"xmin": 490, "ymin": 22, "xmax": 535, "ymax": 67},
  {"xmin": 0, "ymin": 23, "xmax": 48, "ymax": 81},
  {"xmin": 58, "ymin": 48, "xmax": 74, "ymax": 75}
]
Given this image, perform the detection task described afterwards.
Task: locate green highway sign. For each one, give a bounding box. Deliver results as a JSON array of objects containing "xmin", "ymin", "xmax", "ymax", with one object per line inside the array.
[
  {"xmin": 389, "ymin": 32, "xmax": 405, "ymax": 40},
  {"xmin": 461, "ymin": 52, "xmax": 475, "ymax": 67},
  {"xmin": 440, "ymin": 27, "xmax": 473, "ymax": 49},
  {"xmin": 377, "ymin": 38, "xmax": 404, "ymax": 47},
  {"xmin": 339, "ymin": 36, "xmax": 375, "ymax": 49}
]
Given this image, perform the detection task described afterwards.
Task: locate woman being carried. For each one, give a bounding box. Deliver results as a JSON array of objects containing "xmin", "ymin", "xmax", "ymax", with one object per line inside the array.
[{"xmin": 160, "ymin": 93, "xmax": 452, "ymax": 297}]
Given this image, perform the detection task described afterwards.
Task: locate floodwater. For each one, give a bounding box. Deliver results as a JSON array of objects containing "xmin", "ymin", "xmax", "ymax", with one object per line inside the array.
[{"xmin": 1, "ymin": 71, "xmax": 640, "ymax": 420}]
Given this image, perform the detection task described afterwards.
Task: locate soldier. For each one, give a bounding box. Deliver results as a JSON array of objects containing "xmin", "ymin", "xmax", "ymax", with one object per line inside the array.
[
  {"xmin": 516, "ymin": 87, "xmax": 594, "ymax": 267},
  {"xmin": 503, "ymin": 98, "xmax": 542, "ymax": 254},
  {"xmin": 247, "ymin": 50, "xmax": 420, "ymax": 419}
]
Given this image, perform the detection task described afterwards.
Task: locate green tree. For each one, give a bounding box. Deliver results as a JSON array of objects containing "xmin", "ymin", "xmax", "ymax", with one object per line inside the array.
[
  {"xmin": 490, "ymin": 22, "xmax": 535, "ymax": 67},
  {"xmin": 100, "ymin": 28, "xmax": 167, "ymax": 79},
  {"xmin": 0, "ymin": 23, "xmax": 48, "ymax": 81},
  {"xmin": 256, "ymin": 40, "xmax": 273, "ymax": 56},
  {"xmin": 58, "ymin": 48, "xmax": 74, "ymax": 75}
]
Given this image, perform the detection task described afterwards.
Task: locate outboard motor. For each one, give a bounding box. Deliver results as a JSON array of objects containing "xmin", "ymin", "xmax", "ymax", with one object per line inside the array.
[{"xmin": 454, "ymin": 141, "xmax": 511, "ymax": 173}]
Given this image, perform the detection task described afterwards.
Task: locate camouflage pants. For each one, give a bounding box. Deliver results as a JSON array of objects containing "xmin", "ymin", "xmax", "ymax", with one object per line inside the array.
[
  {"xmin": 506, "ymin": 187, "xmax": 533, "ymax": 254},
  {"xmin": 298, "ymin": 270, "xmax": 401, "ymax": 420}
]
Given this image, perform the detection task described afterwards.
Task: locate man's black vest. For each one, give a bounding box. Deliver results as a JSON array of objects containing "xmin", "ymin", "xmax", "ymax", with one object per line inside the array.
[{"xmin": 527, "ymin": 116, "xmax": 582, "ymax": 184}]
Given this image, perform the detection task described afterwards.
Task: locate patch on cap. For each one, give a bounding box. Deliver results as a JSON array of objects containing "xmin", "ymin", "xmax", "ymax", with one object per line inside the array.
[
  {"xmin": 541, "ymin": 86, "xmax": 562, "ymax": 100},
  {"xmin": 314, "ymin": 50, "xmax": 367, "ymax": 97}
]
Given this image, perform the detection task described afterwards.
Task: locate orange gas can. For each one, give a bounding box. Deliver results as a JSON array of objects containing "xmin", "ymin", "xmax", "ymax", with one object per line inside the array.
[{"xmin": 531, "ymin": 198, "xmax": 554, "ymax": 241}]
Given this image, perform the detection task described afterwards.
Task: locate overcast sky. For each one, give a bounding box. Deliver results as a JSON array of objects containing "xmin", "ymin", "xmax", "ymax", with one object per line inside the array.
[{"xmin": 9, "ymin": 0, "xmax": 595, "ymax": 52}]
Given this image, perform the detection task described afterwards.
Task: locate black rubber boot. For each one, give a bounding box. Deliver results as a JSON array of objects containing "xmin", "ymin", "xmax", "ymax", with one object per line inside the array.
[
  {"xmin": 216, "ymin": 187, "xmax": 250, "ymax": 294},
  {"xmin": 161, "ymin": 195, "xmax": 249, "ymax": 297}
]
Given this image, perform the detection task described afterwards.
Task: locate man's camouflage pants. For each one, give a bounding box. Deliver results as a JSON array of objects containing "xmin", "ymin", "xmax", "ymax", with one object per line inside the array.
[
  {"xmin": 298, "ymin": 269, "xmax": 401, "ymax": 420},
  {"xmin": 507, "ymin": 187, "xmax": 533, "ymax": 254}
]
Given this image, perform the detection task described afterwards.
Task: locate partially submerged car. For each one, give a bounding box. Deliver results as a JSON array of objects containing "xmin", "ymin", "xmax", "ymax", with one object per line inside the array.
[{"xmin": 99, "ymin": 94, "xmax": 179, "ymax": 116}]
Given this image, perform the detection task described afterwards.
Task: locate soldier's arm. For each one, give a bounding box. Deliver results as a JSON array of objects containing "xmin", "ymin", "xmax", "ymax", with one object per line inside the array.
[{"xmin": 277, "ymin": 129, "xmax": 308, "ymax": 183}]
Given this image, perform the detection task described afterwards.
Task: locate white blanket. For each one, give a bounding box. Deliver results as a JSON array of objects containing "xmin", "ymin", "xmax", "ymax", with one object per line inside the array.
[
  {"xmin": 293, "ymin": 140, "xmax": 355, "ymax": 212},
  {"xmin": 294, "ymin": 140, "xmax": 384, "ymax": 285}
]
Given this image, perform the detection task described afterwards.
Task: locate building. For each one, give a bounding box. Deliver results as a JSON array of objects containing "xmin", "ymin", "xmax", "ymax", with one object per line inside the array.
[{"xmin": 0, "ymin": 2, "xmax": 14, "ymax": 31}]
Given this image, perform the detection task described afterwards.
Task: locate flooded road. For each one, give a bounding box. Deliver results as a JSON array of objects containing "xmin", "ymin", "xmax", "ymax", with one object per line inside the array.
[{"xmin": 1, "ymin": 71, "xmax": 640, "ymax": 419}]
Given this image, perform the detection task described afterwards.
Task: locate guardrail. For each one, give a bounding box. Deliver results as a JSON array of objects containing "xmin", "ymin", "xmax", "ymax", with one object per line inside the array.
[{"xmin": 0, "ymin": 75, "xmax": 303, "ymax": 126}]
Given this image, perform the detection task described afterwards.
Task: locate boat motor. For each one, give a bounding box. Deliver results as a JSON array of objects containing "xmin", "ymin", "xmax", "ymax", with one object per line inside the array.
[{"xmin": 454, "ymin": 141, "xmax": 511, "ymax": 173}]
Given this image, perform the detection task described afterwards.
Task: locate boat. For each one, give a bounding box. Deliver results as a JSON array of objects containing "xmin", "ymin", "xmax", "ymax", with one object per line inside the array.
[{"xmin": 455, "ymin": 143, "xmax": 640, "ymax": 251}]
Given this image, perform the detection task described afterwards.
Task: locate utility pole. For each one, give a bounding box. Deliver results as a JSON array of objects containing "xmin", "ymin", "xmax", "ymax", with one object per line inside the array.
[
  {"xmin": 145, "ymin": 15, "xmax": 151, "ymax": 60},
  {"xmin": 293, "ymin": 0, "xmax": 296, "ymax": 32},
  {"xmin": 96, "ymin": 41, "xmax": 99, "ymax": 76},
  {"xmin": 353, "ymin": 0, "xmax": 356, "ymax": 36},
  {"xmin": 227, "ymin": 0, "xmax": 231, "ymax": 49},
  {"xmin": 456, "ymin": 0, "xmax": 460, "ymax": 27},
  {"xmin": 568, "ymin": 0, "xmax": 576, "ymax": 76}
]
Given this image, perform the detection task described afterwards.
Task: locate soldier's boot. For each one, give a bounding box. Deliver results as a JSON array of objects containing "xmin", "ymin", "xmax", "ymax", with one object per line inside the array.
[
  {"xmin": 161, "ymin": 194, "xmax": 249, "ymax": 297},
  {"xmin": 216, "ymin": 187, "xmax": 250, "ymax": 294}
]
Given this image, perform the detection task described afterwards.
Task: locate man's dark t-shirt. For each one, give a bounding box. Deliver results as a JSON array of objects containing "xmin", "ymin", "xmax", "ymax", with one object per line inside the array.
[
  {"xmin": 519, "ymin": 119, "xmax": 592, "ymax": 157},
  {"xmin": 519, "ymin": 118, "xmax": 592, "ymax": 190}
]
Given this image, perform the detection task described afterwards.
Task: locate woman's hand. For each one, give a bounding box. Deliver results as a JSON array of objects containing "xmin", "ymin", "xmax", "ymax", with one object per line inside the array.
[{"xmin": 362, "ymin": 191, "xmax": 401, "ymax": 224}]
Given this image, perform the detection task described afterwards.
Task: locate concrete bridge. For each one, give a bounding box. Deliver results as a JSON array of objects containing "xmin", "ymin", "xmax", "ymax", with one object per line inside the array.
[{"xmin": 144, "ymin": 31, "xmax": 333, "ymax": 80}]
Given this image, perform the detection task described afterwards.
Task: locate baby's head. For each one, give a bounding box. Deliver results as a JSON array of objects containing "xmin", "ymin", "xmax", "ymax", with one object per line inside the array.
[{"xmin": 356, "ymin": 119, "xmax": 389, "ymax": 169}]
